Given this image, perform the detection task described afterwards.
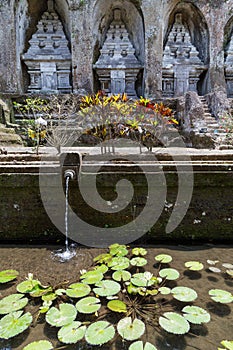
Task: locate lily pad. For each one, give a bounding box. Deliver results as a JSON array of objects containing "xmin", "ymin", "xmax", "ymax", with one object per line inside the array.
[
  {"xmin": 209, "ymin": 267, "xmax": 221, "ymax": 273},
  {"xmin": 159, "ymin": 268, "xmax": 180, "ymax": 281},
  {"xmin": 0, "ymin": 270, "xmax": 19, "ymax": 283},
  {"xmin": 130, "ymin": 257, "xmax": 147, "ymax": 267},
  {"xmin": 185, "ymin": 261, "xmax": 204, "ymax": 271},
  {"xmin": 0, "ymin": 294, "xmax": 28, "ymax": 314},
  {"xmin": 171, "ymin": 287, "xmax": 198, "ymax": 302},
  {"xmin": 182, "ymin": 306, "xmax": 211, "ymax": 324},
  {"xmin": 129, "ymin": 341, "xmax": 158, "ymax": 350},
  {"xmin": 42, "ymin": 293, "xmax": 57, "ymax": 302},
  {"xmin": 112, "ymin": 270, "xmax": 131, "ymax": 282},
  {"xmin": 23, "ymin": 340, "xmax": 53, "ymax": 350},
  {"xmin": 94, "ymin": 265, "xmax": 109, "ymax": 274},
  {"xmin": 108, "ymin": 257, "xmax": 130, "ymax": 270},
  {"xmin": 131, "ymin": 273, "xmax": 156, "ymax": 287},
  {"xmin": 0, "ymin": 310, "xmax": 32, "ymax": 339},
  {"xmin": 30, "ymin": 285, "xmax": 53, "ymax": 298},
  {"xmin": 107, "ymin": 300, "xmax": 127, "ymax": 313},
  {"xmin": 222, "ymin": 263, "xmax": 233, "ymax": 269},
  {"xmin": 226, "ymin": 270, "xmax": 233, "ymax": 278},
  {"xmin": 58, "ymin": 321, "xmax": 86, "ymax": 344},
  {"xmin": 117, "ymin": 317, "xmax": 145, "ymax": 341},
  {"xmin": 158, "ymin": 287, "xmax": 171, "ymax": 295},
  {"xmin": 76, "ymin": 297, "xmax": 101, "ymax": 314},
  {"xmin": 46, "ymin": 303, "xmax": 77, "ymax": 327},
  {"xmin": 66, "ymin": 283, "xmax": 91, "ymax": 298},
  {"xmin": 209, "ymin": 289, "xmax": 233, "ymax": 304},
  {"xmin": 17, "ymin": 279, "xmax": 41, "ymax": 294},
  {"xmin": 132, "ymin": 247, "xmax": 147, "ymax": 256},
  {"xmin": 93, "ymin": 253, "xmax": 113, "ymax": 264},
  {"xmin": 93, "ymin": 280, "xmax": 121, "ymax": 297},
  {"xmin": 207, "ymin": 260, "xmax": 219, "ymax": 265},
  {"xmin": 85, "ymin": 321, "xmax": 115, "ymax": 345},
  {"xmin": 109, "ymin": 244, "xmax": 128, "ymax": 257},
  {"xmin": 159, "ymin": 312, "xmax": 190, "ymax": 335},
  {"xmin": 80, "ymin": 270, "xmax": 104, "ymax": 285},
  {"xmin": 155, "ymin": 254, "xmax": 172, "ymax": 264},
  {"xmin": 219, "ymin": 340, "xmax": 233, "ymax": 350}
]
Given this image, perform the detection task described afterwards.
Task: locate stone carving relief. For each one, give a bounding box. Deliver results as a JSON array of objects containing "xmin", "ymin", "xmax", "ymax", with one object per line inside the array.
[
  {"xmin": 22, "ymin": 0, "xmax": 71, "ymax": 93},
  {"xmin": 93, "ymin": 8, "xmax": 143, "ymax": 97},
  {"xmin": 162, "ymin": 13, "xmax": 206, "ymax": 97}
]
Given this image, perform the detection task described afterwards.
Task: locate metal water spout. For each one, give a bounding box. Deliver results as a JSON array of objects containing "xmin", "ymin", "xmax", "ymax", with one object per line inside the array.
[{"xmin": 60, "ymin": 152, "xmax": 82, "ymax": 181}]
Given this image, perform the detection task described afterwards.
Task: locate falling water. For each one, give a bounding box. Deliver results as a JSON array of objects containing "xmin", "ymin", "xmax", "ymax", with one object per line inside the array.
[{"xmin": 52, "ymin": 175, "xmax": 76, "ymax": 262}]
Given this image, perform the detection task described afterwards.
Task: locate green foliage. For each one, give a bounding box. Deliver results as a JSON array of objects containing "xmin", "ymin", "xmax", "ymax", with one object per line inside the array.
[
  {"xmin": 155, "ymin": 254, "xmax": 172, "ymax": 263},
  {"xmin": 66, "ymin": 282, "xmax": 91, "ymax": 298},
  {"xmin": 46, "ymin": 304, "xmax": 77, "ymax": 327},
  {"xmin": 159, "ymin": 268, "xmax": 180, "ymax": 280},
  {"xmin": 58, "ymin": 321, "xmax": 86, "ymax": 344},
  {"xmin": 182, "ymin": 306, "xmax": 211, "ymax": 324},
  {"xmin": 0, "ymin": 269, "xmax": 19, "ymax": 283},
  {"xmin": 85, "ymin": 321, "xmax": 115, "ymax": 345},
  {"xmin": 129, "ymin": 341, "xmax": 158, "ymax": 350},
  {"xmin": 185, "ymin": 261, "xmax": 204, "ymax": 271},
  {"xmin": 23, "ymin": 340, "xmax": 53, "ymax": 350},
  {"xmin": 218, "ymin": 340, "xmax": 233, "ymax": 350},
  {"xmin": 171, "ymin": 286, "xmax": 198, "ymax": 302},
  {"xmin": 107, "ymin": 300, "xmax": 127, "ymax": 313},
  {"xmin": 0, "ymin": 294, "xmax": 28, "ymax": 314},
  {"xmin": 0, "ymin": 311, "xmax": 32, "ymax": 339},
  {"xmin": 75, "ymin": 297, "xmax": 101, "ymax": 314},
  {"xmin": 209, "ymin": 289, "xmax": 233, "ymax": 304},
  {"xmin": 159, "ymin": 312, "xmax": 190, "ymax": 335},
  {"xmin": 117, "ymin": 317, "xmax": 145, "ymax": 341}
]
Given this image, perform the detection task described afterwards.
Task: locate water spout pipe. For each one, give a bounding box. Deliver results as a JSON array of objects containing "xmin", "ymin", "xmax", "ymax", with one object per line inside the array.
[{"xmin": 64, "ymin": 169, "xmax": 76, "ymax": 180}]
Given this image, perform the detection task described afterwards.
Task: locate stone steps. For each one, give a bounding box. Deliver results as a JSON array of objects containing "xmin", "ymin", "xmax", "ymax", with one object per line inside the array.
[{"xmin": 0, "ymin": 124, "xmax": 23, "ymax": 147}]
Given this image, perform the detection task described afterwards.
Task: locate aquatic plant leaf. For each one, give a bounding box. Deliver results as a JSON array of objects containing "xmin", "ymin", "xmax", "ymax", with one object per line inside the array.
[
  {"xmin": 30, "ymin": 285, "xmax": 53, "ymax": 298},
  {"xmin": 129, "ymin": 341, "xmax": 158, "ymax": 350},
  {"xmin": 207, "ymin": 260, "xmax": 219, "ymax": 265},
  {"xmin": 155, "ymin": 254, "xmax": 172, "ymax": 263},
  {"xmin": 109, "ymin": 244, "xmax": 128, "ymax": 257},
  {"xmin": 131, "ymin": 273, "xmax": 156, "ymax": 287},
  {"xmin": 226, "ymin": 270, "xmax": 233, "ymax": 277},
  {"xmin": 158, "ymin": 287, "xmax": 171, "ymax": 295},
  {"xmin": 117, "ymin": 317, "xmax": 145, "ymax": 341},
  {"xmin": 76, "ymin": 296, "xmax": 101, "ymax": 314},
  {"xmin": 108, "ymin": 257, "xmax": 130, "ymax": 270},
  {"xmin": 182, "ymin": 306, "xmax": 211, "ymax": 324},
  {"xmin": 16, "ymin": 279, "xmax": 41, "ymax": 294},
  {"xmin": 85, "ymin": 321, "xmax": 115, "ymax": 345},
  {"xmin": 39, "ymin": 300, "xmax": 52, "ymax": 314},
  {"xmin": 0, "ymin": 270, "xmax": 19, "ymax": 283},
  {"xmin": 66, "ymin": 283, "xmax": 91, "ymax": 298},
  {"xmin": 107, "ymin": 300, "xmax": 127, "ymax": 313},
  {"xmin": 46, "ymin": 303, "xmax": 77, "ymax": 327},
  {"xmin": 209, "ymin": 289, "xmax": 233, "ymax": 304},
  {"xmin": 93, "ymin": 253, "xmax": 112, "ymax": 264},
  {"xmin": 94, "ymin": 264, "xmax": 109, "ymax": 273},
  {"xmin": 132, "ymin": 247, "xmax": 147, "ymax": 256},
  {"xmin": 127, "ymin": 283, "xmax": 141, "ymax": 295},
  {"xmin": 171, "ymin": 287, "xmax": 198, "ymax": 302},
  {"xmin": 209, "ymin": 267, "xmax": 221, "ymax": 273},
  {"xmin": 23, "ymin": 340, "xmax": 53, "ymax": 350},
  {"xmin": 42, "ymin": 293, "xmax": 57, "ymax": 302},
  {"xmin": 219, "ymin": 340, "xmax": 233, "ymax": 350},
  {"xmin": 0, "ymin": 310, "xmax": 32, "ymax": 339},
  {"xmin": 222, "ymin": 263, "xmax": 233, "ymax": 269},
  {"xmin": 93, "ymin": 280, "xmax": 121, "ymax": 296},
  {"xmin": 130, "ymin": 257, "xmax": 147, "ymax": 267},
  {"xmin": 80, "ymin": 270, "xmax": 104, "ymax": 284},
  {"xmin": 112, "ymin": 270, "xmax": 131, "ymax": 282},
  {"xmin": 185, "ymin": 261, "xmax": 204, "ymax": 271},
  {"xmin": 0, "ymin": 294, "xmax": 28, "ymax": 314},
  {"xmin": 55, "ymin": 289, "xmax": 66, "ymax": 296},
  {"xmin": 159, "ymin": 268, "xmax": 180, "ymax": 281},
  {"xmin": 159, "ymin": 312, "xmax": 190, "ymax": 335},
  {"xmin": 58, "ymin": 321, "xmax": 86, "ymax": 344}
]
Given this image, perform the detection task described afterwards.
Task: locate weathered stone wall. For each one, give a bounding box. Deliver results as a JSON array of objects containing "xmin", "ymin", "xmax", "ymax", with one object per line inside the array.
[{"xmin": 0, "ymin": 0, "xmax": 233, "ymax": 96}]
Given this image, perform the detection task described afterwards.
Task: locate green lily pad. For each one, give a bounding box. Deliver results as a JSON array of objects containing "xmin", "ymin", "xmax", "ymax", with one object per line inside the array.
[
  {"xmin": 132, "ymin": 247, "xmax": 147, "ymax": 256},
  {"xmin": 209, "ymin": 289, "xmax": 233, "ymax": 304},
  {"xmin": 185, "ymin": 261, "xmax": 204, "ymax": 271},
  {"xmin": 76, "ymin": 296, "xmax": 101, "ymax": 314},
  {"xmin": 112, "ymin": 270, "xmax": 131, "ymax": 282},
  {"xmin": 131, "ymin": 273, "xmax": 156, "ymax": 287},
  {"xmin": 39, "ymin": 300, "xmax": 52, "ymax": 314},
  {"xmin": 182, "ymin": 306, "xmax": 211, "ymax": 324},
  {"xmin": 226, "ymin": 270, "xmax": 233, "ymax": 277},
  {"xmin": 30, "ymin": 285, "xmax": 53, "ymax": 298},
  {"xmin": 42, "ymin": 293, "xmax": 57, "ymax": 302},
  {"xmin": 117, "ymin": 317, "xmax": 145, "ymax": 341},
  {"xmin": 23, "ymin": 340, "xmax": 53, "ymax": 350},
  {"xmin": 93, "ymin": 280, "xmax": 121, "ymax": 297},
  {"xmin": 158, "ymin": 287, "xmax": 171, "ymax": 295},
  {"xmin": 46, "ymin": 303, "xmax": 77, "ymax": 327},
  {"xmin": 94, "ymin": 264, "xmax": 109, "ymax": 274},
  {"xmin": 108, "ymin": 257, "xmax": 130, "ymax": 270},
  {"xmin": 155, "ymin": 254, "xmax": 172, "ymax": 264},
  {"xmin": 159, "ymin": 312, "xmax": 190, "ymax": 335},
  {"xmin": 17, "ymin": 279, "xmax": 41, "ymax": 294},
  {"xmin": 0, "ymin": 270, "xmax": 19, "ymax": 283},
  {"xmin": 130, "ymin": 257, "xmax": 147, "ymax": 267},
  {"xmin": 107, "ymin": 300, "xmax": 127, "ymax": 313},
  {"xmin": 159, "ymin": 268, "xmax": 180, "ymax": 281},
  {"xmin": 58, "ymin": 321, "xmax": 86, "ymax": 344},
  {"xmin": 222, "ymin": 263, "xmax": 233, "ymax": 269},
  {"xmin": 109, "ymin": 244, "xmax": 128, "ymax": 257},
  {"xmin": 80, "ymin": 270, "xmax": 104, "ymax": 284},
  {"xmin": 93, "ymin": 253, "xmax": 113, "ymax": 264},
  {"xmin": 127, "ymin": 283, "xmax": 141, "ymax": 295},
  {"xmin": 85, "ymin": 321, "xmax": 115, "ymax": 345},
  {"xmin": 129, "ymin": 341, "xmax": 158, "ymax": 350},
  {"xmin": 219, "ymin": 340, "xmax": 233, "ymax": 350},
  {"xmin": 0, "ymin": 294, "xmax": 28, "ymax": 314},
  {"xmin": 172, "ymin": 287, "xmax": 198, "ymax": 302},
  {"xmin": 66, "ymin": 283, "xmax": 91, "ymax": 298},
  {"xmin": 0, "ymin": 310, "xmax": 32, "ymax": 339}
]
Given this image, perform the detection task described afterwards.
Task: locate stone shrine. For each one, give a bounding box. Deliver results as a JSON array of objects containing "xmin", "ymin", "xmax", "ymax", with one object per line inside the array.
[
  {"xmin": 162, "ymin": 13, "xmax": 206, "ymax": 98},
  {"xmin": 93, "ymin": 8, "xmax": 143, "ymax": 97},
  {"xmin": 22, "ymin": 0, "xmax": 71, "ymax": 93}
]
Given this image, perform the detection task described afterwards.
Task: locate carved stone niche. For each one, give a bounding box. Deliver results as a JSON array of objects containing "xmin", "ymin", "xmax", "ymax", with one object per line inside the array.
[
  {"xmin": 162, "ymin": 13, "xmax": 206, "ymax": 98},
  {"xmin": 225, "ymin": 32, "xmax": 233, "ymax": 97},
  {"xmin": 22, "ymin": 0, "xmax": 71, "ymax": 93},
  {"xmin": 93, "ymin": 8, "xmax": 143, "ymax": 98}
]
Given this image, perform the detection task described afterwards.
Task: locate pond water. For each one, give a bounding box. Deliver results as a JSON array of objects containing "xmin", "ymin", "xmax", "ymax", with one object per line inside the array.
[{"xmin": 0, "ymin": 244, "xmax": 232, "ymax": 350}]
